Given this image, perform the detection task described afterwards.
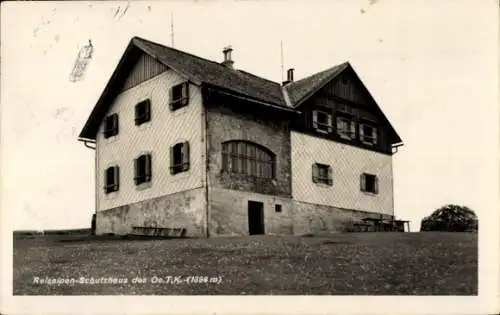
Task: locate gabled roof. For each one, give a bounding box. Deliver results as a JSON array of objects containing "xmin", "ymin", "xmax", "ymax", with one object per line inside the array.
[
  {"xmin": 284, "ymin": 61, "xmax": 402, "ymax": 144},
  {"xmin": 79, "ymin": 37, "xmax": 290, "ymax": 140},
  {"xmin": 78, "ymin": 36, "xmax": 401, "ymax": 145},
  {"xmin": 134, "ymin": 37, "xmax": 287, "ymax": 107},
  {"xmin": 284, "ymin": 62, "xmax": 349, "ymax": 106}
]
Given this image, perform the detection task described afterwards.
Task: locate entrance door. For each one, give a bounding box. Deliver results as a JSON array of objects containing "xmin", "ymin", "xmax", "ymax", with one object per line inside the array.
[{"xmin": 248, "ymin": 201, "xmax": 265, "ymax": 235}]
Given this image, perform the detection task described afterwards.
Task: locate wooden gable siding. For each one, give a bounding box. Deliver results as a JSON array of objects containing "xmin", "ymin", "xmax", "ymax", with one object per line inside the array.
[
  {"xmin": 121, "ymin": 53, "xmax": 168, "ymax": 92},
  {"xmin": 318, "ymin": 71, "xmax": 367, "ymax": 104},
  {"xmin": 292, "ymin": 73, "xmax": 393, "ymax": 154}
]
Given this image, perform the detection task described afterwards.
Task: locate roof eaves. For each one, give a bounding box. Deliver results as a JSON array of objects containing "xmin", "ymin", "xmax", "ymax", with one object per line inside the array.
[
  {"xmin": 205, "ymin": 84, "xmax": 299, "ymax": 113},
  {"xmin": 347, "ymin": 67, "xmax": 403, "ymax": 144},
  {"xmin": 78, "ymin": 40, "xmax": 138, "ymax": 139}
]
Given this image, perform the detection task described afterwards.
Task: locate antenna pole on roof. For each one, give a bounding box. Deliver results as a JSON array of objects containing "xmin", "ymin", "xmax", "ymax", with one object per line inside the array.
[
  {"xmin": 170, "ymin": 12, "xmax": 175, "ymax": 47},
  {"xmin": 280, "ymin": 40, "xmax": 284, "ymax": 82}
]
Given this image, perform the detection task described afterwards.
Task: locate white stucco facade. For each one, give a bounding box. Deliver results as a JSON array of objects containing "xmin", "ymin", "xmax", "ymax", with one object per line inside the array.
[
  {"xmin": 95, "ymin": 68, "xmax": 204, "ymax": 212},
  {"xmin": 290, "ymin": 131, "xmax": 394, "ymax": 216}
]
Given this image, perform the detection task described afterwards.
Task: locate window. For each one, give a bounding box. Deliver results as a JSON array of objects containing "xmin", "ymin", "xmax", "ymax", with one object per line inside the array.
[
  {"xmin": 360, "ymin": 173, "xmax": 378, "ymax": 194},
  {"xmin": 104, "ymin": 166, "xmax": 119, "ymax": 193},
  {"xmin": 169, "ymin": 82, "xmax": 189, "ymax": 111},
  {"xmin": 336, "ymin": 117, "xmax": 356, "ymax": 140},
  {"xmin": 221, "ymin": 140, "xmax": 275, "ymax": 179},
  {"xmin": 312, "ymin": 163, "xmax": 332, "ymax": 185},
  {"xmin": 170, "ymin": 142, "xmax": 190, "ymax": 174},
  {"xmin": 360, "ymin": 123, "xmax": 378, "ymax": 145},
  {"xmin": 134, "ymin": 154, "xmax": 152, "ymax": 185},
  {"xmin": 275, "ymin": 204, "xmax": 282, "ymax": 213},
  {"xmin": 312, "ymin": 110, "xmax": 333, "ymax": 134},
  {"xmin": 103, "ymin": 113, "xmax": 118, "ymax": 138},
  {"xmin": 135, "ymin": 99, "xmax": 151, "ymax": 125}
]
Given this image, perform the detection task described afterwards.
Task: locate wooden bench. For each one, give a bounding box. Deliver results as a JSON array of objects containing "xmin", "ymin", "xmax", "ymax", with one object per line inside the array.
[
  {"xmin": 351, "ymin": 222, "xmax": 372, "ymax": 232},
  {"xmin": 130, "ymin": 226, "xmax": 187, "ymax": 238}
]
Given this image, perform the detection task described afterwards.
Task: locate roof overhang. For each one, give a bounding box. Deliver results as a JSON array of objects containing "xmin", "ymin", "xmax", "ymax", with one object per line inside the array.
[{"xmin": 203, "ymin": 84, "xmax": 301, "ymax": 114}]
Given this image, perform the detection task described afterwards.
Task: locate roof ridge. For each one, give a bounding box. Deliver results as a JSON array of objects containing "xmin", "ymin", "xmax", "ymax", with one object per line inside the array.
[
  {"xmin": 134, "ymin": 37, "xmax": 274, "ymax": 83},
  {"xmin": 134, "ymin": 37, "xmax": 281, "ymax": 87},
  {"xmin": 133, "ymin": 36, "xmax": 231, "ymax": 68},
  {"xmin": 237, "ymin": 69, "xmax": 280, "ymax": 86},
  {"xmin": 290, "ymin": 61, "xmax": 350, "ymax": 86}
]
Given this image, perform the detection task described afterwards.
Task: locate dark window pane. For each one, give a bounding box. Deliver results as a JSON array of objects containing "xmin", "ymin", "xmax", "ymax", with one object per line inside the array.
[
  {"xmin": 106, "ymin": 167, "xmax": 114, "ymax": 186},
  {"xmin": 231, "ymin": 154, "xmax": 238, "ymax": 173},
  {"xmin": 222, "ymin": 152, "xmax": 228, "ymax": 171}
]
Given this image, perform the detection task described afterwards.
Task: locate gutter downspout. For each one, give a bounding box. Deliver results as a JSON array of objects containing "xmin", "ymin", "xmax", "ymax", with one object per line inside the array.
[
  {"xmin": 77, "ymin": 138, "xmax": 96, "ymax": 150},
  {"xmin": 78, "ymin": 137, "xmax": 97, "ymax": 233},
  {"xmin": 391, "ymin": 142, "xmax": 404, "ymax": 154},
  {"xmin": 390, "ymin": 142, "xmax": 404, "ymax": 227},
  {"xmin": 203, "ymin": 91, "xmax": 210, "ymax": 238}
]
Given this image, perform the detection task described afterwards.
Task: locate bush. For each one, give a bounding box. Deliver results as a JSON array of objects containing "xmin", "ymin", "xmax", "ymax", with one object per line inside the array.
[{"xmin": 421, "ymin": 204, "xmax": 478, "ymax": 232}]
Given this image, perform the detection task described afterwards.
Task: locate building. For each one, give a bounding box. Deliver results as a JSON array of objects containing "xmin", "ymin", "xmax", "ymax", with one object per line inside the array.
[{"xmin": 78, "ymin": 37, "xmax": 403, "ymax": 237}]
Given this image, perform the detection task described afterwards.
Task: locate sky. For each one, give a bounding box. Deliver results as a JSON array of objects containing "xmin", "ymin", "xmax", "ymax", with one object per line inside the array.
[{"xmin": 1, "ymin": 0, "xmax": 498, "ymax": 233}]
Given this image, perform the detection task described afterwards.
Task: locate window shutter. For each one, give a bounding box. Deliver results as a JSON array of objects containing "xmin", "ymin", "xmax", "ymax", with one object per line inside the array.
[
  {"xmin": 374, "ymin": 176, "xmax": 379, "ymax": 194},
  {"xmin": 327, "ymin": 166, "xmax": 333, "ymax": 185},
  {"xmin": 111, "ymin": 114, "xmax": 118, "ymax": 135},
  {"xmin": 114, "ymin": 166, "xmax": 120, "ymax": 190},
  {"xmin": 312, "ymin": 164, "xmax": 319, "ymax": 183},
  {"xmin": 135, "ymin": 104, "xmax": 140, "ymax": 123},
  {"xmin": 182, "ymin": 141, "xmax": 190, "ymax": 171},
  {"xmin": 145, "ymin": 154, "xmax": 152, "ymax": 180},
  {"xmin": 181, "ymin": 82, "xmax": 189, "ymax": 105},
  {"xmin": 336, "ymin": 117, "xmax": 343, "ymax": 133},
  {"xmin": 360, "ymin": 173, "xmax": 366, "ymax": 191},
  {"xmin": 134, "ymin": 158, "xmax": 139, "ymax": 184},
  {"xmin": 168, "ymin": 87, "xmax": 174, "ymax": 110},
  {"xmin": 312, "ymin": 110, "xmax": 318, "ymax": 129},
  {"xmin": 169, "ymin": 146, "xmax": 175, "ymax": 174},
  {"xmin": 145, "ymin": 99, "xmax": 151, "ymax": 121},
  {"xmin": 327, "ymin": 114, "xmax": 333, "ymax": 133},
  {"xmin": 104, "ymin": 168, "xmax": 109, "ymax": 191},
  {"xmin": 349, "ymin": 121, "xmax": 355, "ymax": 138}
]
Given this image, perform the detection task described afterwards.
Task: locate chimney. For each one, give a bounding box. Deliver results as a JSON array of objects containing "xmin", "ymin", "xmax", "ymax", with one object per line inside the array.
[
  {"xmin": 282, "ymin": 68, "xmax": 295, "ymax": 86},
  {"xmin": 221, "ymin": 46, "xmax": 234, "ymax": 68},
  {"xmin": 287, "ymin": 68, "xmax": 294, "ymax": 82}
]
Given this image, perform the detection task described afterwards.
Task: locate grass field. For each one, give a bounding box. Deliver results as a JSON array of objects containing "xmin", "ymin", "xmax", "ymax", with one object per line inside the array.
[{"xmin": 13, "ymin": 232, "xmax": 477, "ymax": 295}]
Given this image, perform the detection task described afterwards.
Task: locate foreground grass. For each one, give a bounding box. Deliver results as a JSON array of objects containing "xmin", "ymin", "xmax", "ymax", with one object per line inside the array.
[{"xmin": 13, "ymin": 232, "xmax": 477, "ymax": 295}]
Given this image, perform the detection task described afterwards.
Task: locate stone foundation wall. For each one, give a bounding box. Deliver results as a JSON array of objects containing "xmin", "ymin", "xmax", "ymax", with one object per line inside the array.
[
  {"xmin": 208, "ymin": 187, "xmax": 293, "ymax": 237},
  {"xmin": 96, "ymin": 187, "xmax": 206, "ymax": 237},
  {"xmin": 292, "ymin": 200, "xmax": 394, "ymax": 235},
  {"xmin": 96, "ymin": 186, "xmax": 393, "ymax": 238}
]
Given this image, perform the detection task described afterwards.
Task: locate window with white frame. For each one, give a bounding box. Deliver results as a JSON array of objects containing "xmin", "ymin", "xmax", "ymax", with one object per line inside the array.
[
  {"xmin": 360, "ymin": 123, "xmax": 378, "ymax": 145},
  {"xmin": 336, "ymin": 116, "xmax": 356, "ymax": 140},
  {"xmin": 312, "ymin": 109, "xmax": 333, "ymax": 134}
]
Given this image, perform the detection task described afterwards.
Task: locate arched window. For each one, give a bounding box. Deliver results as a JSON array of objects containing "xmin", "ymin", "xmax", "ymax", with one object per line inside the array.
[{"xmin": 221, "ymin": 141, "xmax": 276, "ymax": 179}]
